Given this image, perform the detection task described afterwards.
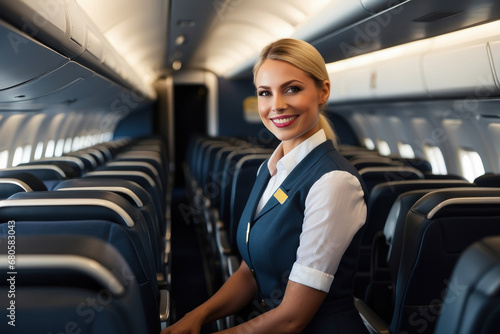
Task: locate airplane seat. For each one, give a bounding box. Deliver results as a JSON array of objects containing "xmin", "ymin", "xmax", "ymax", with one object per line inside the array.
[
  {"xmin": 201, "ymin": 142, "xmax": 232, "ymax": 198},
  {"xmin": 357, "ymin": 188, "xmax": 500, "ymax": 334},
  {"xmin": 0, "ymin": 190, "xmax": 165, "ymax": 333},
  {"xmin": 434, "ymin": 235, "xmax": 500, "ymax": 334},
  {"xmin": 474, "ymin": 173, "xmax": 500, "ymax": 187},
  {"xmin": 353, "ymin": 166, "xmax": 424, "ymax": 298},
  {"xmin": 84, "ymin": 170, "xmax": 165, "ymax": 234},
  {"xmin": 113, "ymin": 154, "xmax": 167, "ymax": 189},
  {"xmin": 423, "ymin": 172, "xmax": 468, "ymax": 180},
  {"xmin": 211, "ymin": 145, "xmax": 242, "ymax": 209},
  {"xmin": 350, "ymin": 157, "xmax": 403, "ymax": 170},
  {"xmin": 119, "ymin": 138, "xmax": 168, "ymax": 172},
  {"xmin": 229, "ymin": 154, "xmax": 269, "ymax": 252},
  {"xmin": 0, "ymin": 170, "xmax": 47, "ymax": 198},
  {"xmin": 364, "ymin": 189, "xmax": 439, "ymax": 323},
  {"xmin": 339, "ymin": 146, "xmax": 381, "ymax": 161},
  {"xmin": 393, "ymin": 157, "xmax": 433, "ymax": 174},
  {"xmin": 54, "ymin": 178, "xmax": 165, "ymax": 277},
  {"xmin": 358, "ymin": 166, "xmax": 424, "ymax": 195},
  {"xmin": 89, "ymin": 143, "xmax": 116, "ymax": 161},
  {"xmin": 76, "ymin": 148, "xmax": 108, "ymax": 166},
  {"xmin": 219, "ymin": 148, "xmax": 273, "ymax": 229},
  {"xmin": 214, "ymin": 154, "xmax": 269, "ymax": 283},
  {"xmin": 3, "ymin": 161, "xmax": 78, "ymax": 190},
  {"xmin": 388, "ymin": 187, "xmax": 500, "ymax": 334},
  {"xmin": 66, "ymin": 151, "xmax": 99, "ymax": 170},
  {"xmin": 186, "ymin": 138, "xmax": 229, "ymax": 230},
  {"xmin": 357, "ymin": 179, "xmax": 475, "ymax": 301},
  {"xmin": 98, "ymin": 161, "xmax": 164, "ymax": 198},
  {"xmin": 31, "ymin": 156, "xmax": 88, "ymax": 176},
  {"xmin": 0, "ymin": 235, "xmax": 152, "ymax": 334}
]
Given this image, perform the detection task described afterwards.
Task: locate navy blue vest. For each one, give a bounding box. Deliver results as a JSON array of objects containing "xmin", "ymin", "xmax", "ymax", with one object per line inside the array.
[{"xmin": 237, "ymin": 140, "xmax": 368, "ymax": 315}]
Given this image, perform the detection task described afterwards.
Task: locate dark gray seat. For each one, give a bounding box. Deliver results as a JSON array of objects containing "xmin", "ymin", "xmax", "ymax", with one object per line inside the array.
[
  {"xmin": 390, "ymin": 188, "xmax": 500, "ymax": 334},
  {"xmin": 354, "ymin": 178, "xmax": 471, "ymax": 298},
  {"xmin": 2, "ymin": 161, "xmax": 77, "ymax": 189},
  {"xmin": 54, "ymin": 178, "xmax": 164, "ymax": 274},
  {"xmin": 0, "ymin": 170, "xmax": 47, "ymax": 198},
  {"xmin": 434, "ymin": 235, "xmax": 500, "ymax": 334},
  {"xmin": 0, "ymin": 235, "xmax": 151, "ymax": 333},
  {"xmin": 0, "ymin": 190, "xmax": 162, "ymax": 333},
  {"xmin": 357, "ymin": 187, "xmax": 500, "ymax": 334},
  {"xmin": 474, "ymin": 173, "xmax": 500, "ymax": 187},
  {"xmin": 358, "ymin": 166, "xmax": 424, "ymax": 194}
]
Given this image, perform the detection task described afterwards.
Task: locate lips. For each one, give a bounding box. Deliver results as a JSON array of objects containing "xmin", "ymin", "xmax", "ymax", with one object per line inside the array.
[{"xmin": 271, "ymin": 115, "xmax": 298, "ymax": 128}]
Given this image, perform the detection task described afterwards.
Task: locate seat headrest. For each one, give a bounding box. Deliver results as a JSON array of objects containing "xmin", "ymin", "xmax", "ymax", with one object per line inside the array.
[
  {"xmin": 411, "ymin": 187, "xmax": 500, "ymax": 219},
  {"xmin": 4, "ymin": 161, "xmax": 77, "ymax": 180},
  {"xmin": 474, "ymin": 173, "xmax": 500, "ymax": 187},
  {"xmin": 0, "ymin": 170, "xmax": 47, "ymax": 192},
  {"xmin": 371, "ymin": 179, "xmax": 473, "ymax": 198},
  {"xmin": 0, "ymin": 190, "xmax": 142, "ymax": 227},
  {"xmin": 54, "ymin": 178, "xmax": 151, "ymax": 207},
  {"xmin": 0, "ymin": 235, "xmax": 131, "ymax": 295}
]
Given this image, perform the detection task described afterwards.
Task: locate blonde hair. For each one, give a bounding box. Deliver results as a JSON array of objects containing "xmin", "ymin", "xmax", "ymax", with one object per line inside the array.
[{"xmin": 253, "ymin": 38, "xmax": 338, "ymax": 147}]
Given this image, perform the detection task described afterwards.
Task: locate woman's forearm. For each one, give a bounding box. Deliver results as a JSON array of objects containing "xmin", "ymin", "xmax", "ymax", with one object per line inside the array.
[
  {"xmin": 194, "ymin": 261, "xmax": 258, "ymax": 325},
  {"xmin": 216, "ymin": 280, "xmax": 327, "ymax": 334}
]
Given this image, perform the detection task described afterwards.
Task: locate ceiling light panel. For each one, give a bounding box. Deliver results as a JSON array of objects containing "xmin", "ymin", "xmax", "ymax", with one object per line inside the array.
[
  {"xmin": 190, "ymin": 0, "xmax": 338, "ymax": 76},
  {"xmin": 76, "ymin": 0, "xmax": 168, "ymax": 88}
]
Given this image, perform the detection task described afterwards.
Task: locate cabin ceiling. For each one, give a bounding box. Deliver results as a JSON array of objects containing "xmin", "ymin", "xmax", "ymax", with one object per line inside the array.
[
  {"xmin": 1, "ymin": 0, "xmax": 500, "ymax": 102},
  {"xmin": 166, "ymin": 0, "xmax": 500, "ymax": 79}
]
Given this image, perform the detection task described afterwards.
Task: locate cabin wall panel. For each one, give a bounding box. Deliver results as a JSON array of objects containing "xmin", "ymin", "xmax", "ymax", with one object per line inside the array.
[
  {"xmin": 373, "ymin": 55, "xmax": 427, "ymax": 98},
  {"xmin": 217, "ymin": 77, "xmax": 270, "ymax": 141},
  {"xmin": 422, "ymin": 43, "xmax": 499, "ymax": 97}
]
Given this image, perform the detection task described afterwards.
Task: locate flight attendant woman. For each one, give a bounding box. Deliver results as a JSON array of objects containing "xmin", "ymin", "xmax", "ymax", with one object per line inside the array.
[{"xmin": 162, "ymin": 38, "xmax": 368, "ymax": 334}]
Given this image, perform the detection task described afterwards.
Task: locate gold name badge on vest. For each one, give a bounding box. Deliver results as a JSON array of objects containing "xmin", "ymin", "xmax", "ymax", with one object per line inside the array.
[{"xmin": 274, "ymin": 188, "xmax": 288, "ymax": 204}]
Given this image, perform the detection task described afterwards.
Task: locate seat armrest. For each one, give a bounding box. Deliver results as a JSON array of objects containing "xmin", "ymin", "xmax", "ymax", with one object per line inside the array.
[
  {"xmin": 164, "ymin": 239, "xmax": 171, "ymax": 265},
  {"xmin": 215, "ymin": 225, "xmax": 232, "ymax": 255},
  {"xmin": 227, "ymin": 255, "xmax": 240, "ymax": 276},
  {"xmin": 354, "ymin": 297, "xmax": 391, "ymax": 334},
  {"xmin": 159, "ymin": 289, "xmax": 170, "ymax": 324}
]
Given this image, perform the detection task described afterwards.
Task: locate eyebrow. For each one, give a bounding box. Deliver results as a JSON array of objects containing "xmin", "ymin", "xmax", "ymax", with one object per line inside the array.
[{"xmin": 257, "ymin": 79, "xmax": 305, "ymax": 90}]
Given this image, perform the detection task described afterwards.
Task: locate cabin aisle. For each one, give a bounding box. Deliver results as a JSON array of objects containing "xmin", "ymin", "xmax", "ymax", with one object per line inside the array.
[{"xmin": 170, "ymin": 187, "xmax": 218, "ymax": 333}]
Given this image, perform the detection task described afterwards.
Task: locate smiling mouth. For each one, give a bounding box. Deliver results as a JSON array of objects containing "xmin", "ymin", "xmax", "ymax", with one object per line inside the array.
[{"xmin": 271, "ymin": 115, "xmax": 298, "ymax": 128}]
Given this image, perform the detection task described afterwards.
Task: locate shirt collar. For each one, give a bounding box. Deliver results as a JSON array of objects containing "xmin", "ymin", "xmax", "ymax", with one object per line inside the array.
[{"xmin": 267, "ymin": 129, "xmax": 327, "ymax": 176}]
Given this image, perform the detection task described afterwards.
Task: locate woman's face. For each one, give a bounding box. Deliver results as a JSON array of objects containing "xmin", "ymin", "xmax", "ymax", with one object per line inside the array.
[{"xmin": 255, "ymin": 59, "xmax": 329, "ymax": 153}]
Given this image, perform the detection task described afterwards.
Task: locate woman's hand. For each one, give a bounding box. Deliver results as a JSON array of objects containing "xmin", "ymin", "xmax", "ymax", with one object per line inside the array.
[{"xmin": 160, "ymin": 311, "xmax": 204, "ymax": 334}]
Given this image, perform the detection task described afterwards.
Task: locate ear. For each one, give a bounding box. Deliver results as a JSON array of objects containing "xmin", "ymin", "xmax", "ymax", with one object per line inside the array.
[{"xmin": 319, "ymin": 80, "xmax": 330, "ymax": 104}]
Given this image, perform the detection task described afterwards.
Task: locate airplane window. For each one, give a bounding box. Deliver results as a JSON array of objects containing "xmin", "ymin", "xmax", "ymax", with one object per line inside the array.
[
  {"xmin": 45, "ymin": 140, "xmax": 55, "ymax": 158},
  {"xmin": 72, "ymin": 137, "xmax": 81, "ymax": 151},
  {"xmin": 363, "ymin": 138, "xmax": 375, "ymax": 150},
  {"xmin": 64, "ymin": 138, "xmax": 73, "ymax": 153},
  {"xmin": 377, "ymin": 140, "xmax": 391, "ymax": 156},
  {"xmin": 459, "ymin": 149, "xmax": 485, "ymax": 182},
  {"xmin": 12, "ymin": 146, "xmax": 23, "ymax": 167},
  {"xmin": 487, "ymin": 124, "xmax": 500, "ymax": 165},
  {"xmin": 398, "ymin": 142, "xmax": 415, "ymax": 158},
  {"xmin": 22, "ymin": 145, "xmax": 32, "ymax": 164},
  {"xmin": 34, "ymin": 142, "xmax": 44, "ymax": 161},
  {"xmin": 0, "ymin": 150, "xmax": 8, "ymax": 169},
  {"xmin": 55, "ymin": 139, "xmax": 65, "ymax": 157},
  {"xmin": 423, "ymin": 144, "xmax": 447, "ymax": 175},
  {"xmin": 85, "ymin": 135, "xmax": 93, "ymax": 148}
]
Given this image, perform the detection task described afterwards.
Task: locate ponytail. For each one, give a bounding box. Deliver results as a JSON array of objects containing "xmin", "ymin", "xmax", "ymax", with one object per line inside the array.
[{"xmin": 318, "ymin": 113, "xmax": 339, "ymax": 149}]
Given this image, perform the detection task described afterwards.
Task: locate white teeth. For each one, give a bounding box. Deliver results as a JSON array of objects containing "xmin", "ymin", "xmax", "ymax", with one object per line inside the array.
[{"xmin": 273, "ymin": 116, "xmax": 296, "ymax": 124}]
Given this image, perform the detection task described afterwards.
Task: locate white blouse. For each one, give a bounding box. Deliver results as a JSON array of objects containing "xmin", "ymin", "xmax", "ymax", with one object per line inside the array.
[{"xmin": 256, "ymin": 130, "xmax": 367, "ymax": 293}]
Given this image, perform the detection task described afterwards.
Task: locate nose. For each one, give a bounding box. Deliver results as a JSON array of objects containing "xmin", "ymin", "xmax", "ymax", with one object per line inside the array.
[{"xmin": 272, "ymin": 94, "xmax": 286, "ymax": 112}]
